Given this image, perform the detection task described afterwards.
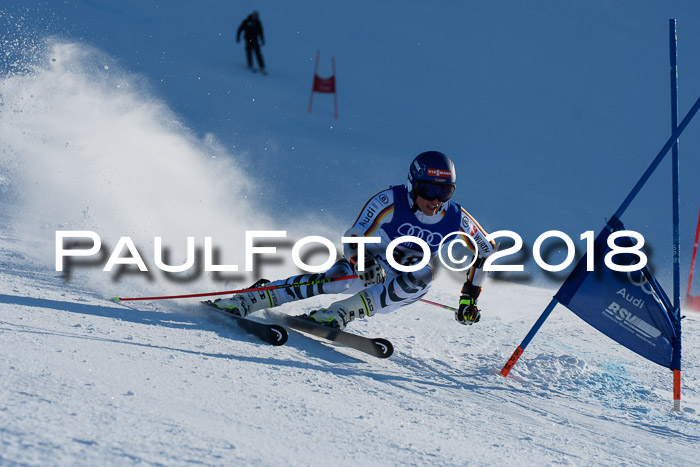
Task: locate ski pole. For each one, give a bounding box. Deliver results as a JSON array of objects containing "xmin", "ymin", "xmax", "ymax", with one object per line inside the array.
[
  {"xmin": 418, "ymin": 298, "xmax": 458, "ymax": 312},
  {"xmin": 114, "ymin": 275, "xmax": 459, "ymax": 311},
  {"xmin": 113, "ymin": 275, "xmax": 357, "ymax": 302}
]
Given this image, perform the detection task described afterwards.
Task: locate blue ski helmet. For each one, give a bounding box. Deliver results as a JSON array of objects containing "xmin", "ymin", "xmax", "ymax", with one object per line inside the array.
[{"xmin": 407, "ymin": 151, "xmax": 456, "ymax": 203}]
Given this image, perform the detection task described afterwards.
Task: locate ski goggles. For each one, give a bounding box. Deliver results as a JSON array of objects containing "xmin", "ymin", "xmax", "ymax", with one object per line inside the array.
[{"xmin": 415, "ymin": 181, "xmax": 455, "ymax": 202}]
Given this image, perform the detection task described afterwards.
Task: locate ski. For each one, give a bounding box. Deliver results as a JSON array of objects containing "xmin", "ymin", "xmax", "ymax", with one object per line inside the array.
[
  {"xmin": 202, "ymin": 301, "xmax": 288, "ymax": 346},
  {"xmin": 265, "ymin": 310, "xmax": 393, "ymax": 358}
]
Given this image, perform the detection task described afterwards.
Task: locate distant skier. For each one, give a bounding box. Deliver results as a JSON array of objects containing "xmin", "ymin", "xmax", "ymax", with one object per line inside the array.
[
  {"xmin": 236, "ymin": 11, "xmax": 266, "ymax": 74},
  {"xmin": 214, "ymin": 151, "xmax": 495, "ymax": 329}
]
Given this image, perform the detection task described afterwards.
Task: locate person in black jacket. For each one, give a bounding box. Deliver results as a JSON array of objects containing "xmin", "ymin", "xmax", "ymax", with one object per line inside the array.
[{"xmin": 236, "ymin": 11, "xmax": 266, "ymax": 74}]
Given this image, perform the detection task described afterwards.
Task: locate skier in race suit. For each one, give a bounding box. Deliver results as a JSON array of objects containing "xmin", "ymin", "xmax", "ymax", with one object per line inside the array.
[{"xmin": 215, "ymin": 151, "xmax": 495, "ymax": 329}]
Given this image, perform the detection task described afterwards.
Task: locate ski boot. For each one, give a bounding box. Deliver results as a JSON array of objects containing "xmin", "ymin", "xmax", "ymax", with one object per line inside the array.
[
  {"xmin": 212, "ymin": 279, "xmax": 275, "ymax": 317},
  {"xmin": 308, "ymin": 291, "xmax": 373, "ymax": 330}
]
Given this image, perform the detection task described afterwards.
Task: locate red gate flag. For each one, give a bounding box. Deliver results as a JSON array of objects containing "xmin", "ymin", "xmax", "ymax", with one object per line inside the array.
[
  {"xmin": 308, "ymin": 51, "xmax": 338, "ymax": 119},
  {"xmin": 312, "ymin": 75, "xmax": 335, "ymax": 93},
  {"xmin": 686, "ymin": 205, "xmax": 700, "ymax": 310}
]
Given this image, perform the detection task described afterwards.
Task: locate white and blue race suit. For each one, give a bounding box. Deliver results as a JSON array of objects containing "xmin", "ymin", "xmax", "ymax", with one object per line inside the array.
[{"xmin": 263, "ymin": 184, "xmax": 495, "ymax": 314}]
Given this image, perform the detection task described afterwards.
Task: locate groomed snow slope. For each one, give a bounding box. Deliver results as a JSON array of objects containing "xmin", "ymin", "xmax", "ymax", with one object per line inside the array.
[{"xmin": 0, "ymin": 232, "xmax": 698, "ymax": 465}]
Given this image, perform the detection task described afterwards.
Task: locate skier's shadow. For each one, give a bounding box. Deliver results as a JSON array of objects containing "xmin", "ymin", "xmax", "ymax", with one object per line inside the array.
[
  {"xmin": 0, "ymin": 293, "xmax": 517, "ymax": 391},
  {"xmin": 0, "ymin": 292, "xmax": 364, "ymax": 364},
  {"xmin": 0, "ymin": 293, "xmax": 199, "ymax": 331}
]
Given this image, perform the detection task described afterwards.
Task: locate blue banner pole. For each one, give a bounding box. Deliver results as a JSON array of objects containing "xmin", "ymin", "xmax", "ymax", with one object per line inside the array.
[
  {"xmin": 613, "ymin": 93, "xmax": 700, "ymax": 221},
  {"xmin": 501, "ymin": 25, "xmax": 698, "ymax": 382},
  {"xmin": 501, "ymin": 91, "xmax": 700, "ymax": 377},
  {"xmin": 501, "ymin": 298, "xmax": 559, "ymax": 376},
  {"xmin": 669, "ymin": 18, "xmax": 682, "ymax": 412},
  {"xmin": 669, "ymin": 18, "xmax": 681, "ymax": 315}
]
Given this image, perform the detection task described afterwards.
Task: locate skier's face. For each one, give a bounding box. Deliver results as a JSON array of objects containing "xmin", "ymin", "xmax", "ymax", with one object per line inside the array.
[{"xmin": 415, "ymin": 195, "xmax": 442, "ymax": 216}]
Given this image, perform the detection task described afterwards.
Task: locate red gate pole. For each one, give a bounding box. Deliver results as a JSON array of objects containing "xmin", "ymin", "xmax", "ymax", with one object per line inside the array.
[
  {"xmin": 308, "ymin": 51, "xmax": 338, "ymax": 119},
  {"xmin": 332, "ymin": 56, "xmax": 338, "ymax": 119},
  {"xmin": 308, "ymin": 51, "xmax": 320, "ymax": 114},
  {"xmin": 686, "ymin": 206, "xmax": 700, "ymax": 308}
]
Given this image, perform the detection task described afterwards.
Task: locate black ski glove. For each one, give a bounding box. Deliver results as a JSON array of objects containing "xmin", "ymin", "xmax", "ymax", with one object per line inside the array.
[
  {"xmin": 351, "ymin": 254, "xmax": 386, "ymax": 288},
  {"xmin": 456, "ymin": 283, "xmax": 481, "ymax": 325}
]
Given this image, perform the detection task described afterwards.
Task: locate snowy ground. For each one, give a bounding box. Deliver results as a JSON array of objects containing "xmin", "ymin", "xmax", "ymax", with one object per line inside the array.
[
  {"xmin": 1, "ymin": 229, "xmax": 698, "ymax": 465},
  {"xmin": 2, "ymin": 0, "xmax": 700, "ymax": 464}
]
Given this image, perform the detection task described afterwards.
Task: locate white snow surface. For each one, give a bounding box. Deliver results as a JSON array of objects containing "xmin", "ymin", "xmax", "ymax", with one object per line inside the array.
[
  {"xmin": 1, "ymin": 0, "xmax": 700, "ymax": 465},
  {"xmin": 1, "ymin": 235, "xmax": 699, "ymax": 465}
]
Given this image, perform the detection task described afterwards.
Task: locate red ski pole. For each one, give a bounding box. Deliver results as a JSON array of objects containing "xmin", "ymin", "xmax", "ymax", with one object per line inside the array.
[
  {"xmin": 114, "ymin": 274, "xmax": 459, "ymax": 311},
  {"xmin": 418, "ymin": 297, "xmax": 458, "ymax": 312},
  {"xmin": 113, "ymin": 275, "xmax": 357, "ymax": 302}
]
